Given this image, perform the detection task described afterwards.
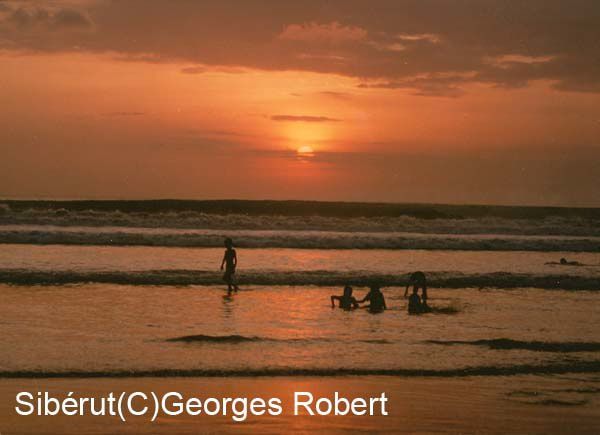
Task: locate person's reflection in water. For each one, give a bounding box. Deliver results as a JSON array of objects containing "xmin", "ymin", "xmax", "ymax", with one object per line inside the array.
[
  {"xmin": 221, "ymin": 292, "xmax": 235, "ymax": 320},
  {"xmin": 331, "ymin": 286, "xmax": 359, "ymax": 310},
  {"xmin": 359, "ymin": 285, "xmax": 387, "ymax": 313}
]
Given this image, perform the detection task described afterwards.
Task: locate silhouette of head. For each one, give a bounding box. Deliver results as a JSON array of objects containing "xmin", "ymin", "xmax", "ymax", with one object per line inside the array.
[
  {"xmin": 560, "ymin": 258, "xmax": 567, "ymax": 265},
  {"xmin": 370, "ymin": 285, "xmax": 381, "ymax": 293},
  {"xmin": 410, "ymin": 271, "xmax": 426, "ymax": 285},
  {"xmin": 224, "ymin": 237, "xmax": 233, "ymax": 249},
  {"xmin": 343, "ymin": 286, "xmax": 353, "ymax": 297},
  {"xmin": 412, "ymin": 287, "xmax": 419, "ymax": 295}
]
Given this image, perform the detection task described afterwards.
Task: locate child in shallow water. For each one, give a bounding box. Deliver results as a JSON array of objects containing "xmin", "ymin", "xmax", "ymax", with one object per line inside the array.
[
  {"xmin": 359, "ymin": 285, "xmax": 387, "ymax": 313},
  {"xmin": 331, "ymin": 286, "xmax": 359, "ymax": 310},
  {"xmin": 408, "ymin": 287, "xmax": 423, "ymax": 315}
]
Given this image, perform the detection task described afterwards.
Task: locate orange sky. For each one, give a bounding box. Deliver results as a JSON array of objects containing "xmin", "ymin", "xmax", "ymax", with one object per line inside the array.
[{"xmin": 1, "ymin": 1, "xmax": 599, "ymax": 206}]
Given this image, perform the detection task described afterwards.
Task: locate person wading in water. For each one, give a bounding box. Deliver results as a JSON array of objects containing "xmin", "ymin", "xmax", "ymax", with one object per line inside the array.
[{"xmin": 220, "ymin": 237, "xmax": 239, "ymax": 293}]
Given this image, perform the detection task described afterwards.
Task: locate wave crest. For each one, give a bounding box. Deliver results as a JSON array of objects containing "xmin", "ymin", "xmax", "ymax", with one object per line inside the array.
[
  {"xmin": 167, "ymin": 334, "xmax": 261, "ymax": 343},
  {"xmin": 2, "ymin": 228, "xmax": 600, "ymax": 251},
  {"xmin": 427, "ymin": 339, "xmax": 600, "ymax": 352},
  {"xmin": 1, "ymin": 269, "xmax": 598, "ymax": 289},
  {"xmin": 3, "ymin": 361, "xmax": 600, "ymax": 378}
]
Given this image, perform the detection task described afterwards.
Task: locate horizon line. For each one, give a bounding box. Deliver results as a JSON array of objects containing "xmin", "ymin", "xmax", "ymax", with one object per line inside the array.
[{"xmin": 1, "ymin": 197, "xmax": 600, "ymax": 211}]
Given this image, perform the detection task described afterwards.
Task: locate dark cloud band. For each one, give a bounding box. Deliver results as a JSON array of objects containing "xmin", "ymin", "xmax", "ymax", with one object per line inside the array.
[{"xmin": 1, "ymin": 0, "xmax": 599, "ymax": 95}]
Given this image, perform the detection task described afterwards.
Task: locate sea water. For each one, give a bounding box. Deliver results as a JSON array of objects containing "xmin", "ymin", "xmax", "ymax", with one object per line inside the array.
[{"xmin": 1, "ymin": 201, "xmax": 599, "ymax": 402}]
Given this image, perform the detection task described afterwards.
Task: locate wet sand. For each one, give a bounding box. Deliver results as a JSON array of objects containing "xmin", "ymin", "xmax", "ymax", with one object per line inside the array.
[{"xmin": 1, "ymin": 375, "xmax": 599, "ymax": 434}]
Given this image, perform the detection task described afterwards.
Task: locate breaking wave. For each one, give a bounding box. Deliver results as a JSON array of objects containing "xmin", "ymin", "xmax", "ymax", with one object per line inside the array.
[
  {"xmin": 1, "ymin": 269, "xmax": 599, "ymax": 289},
  {"xmin": 2, "ymin": 226, "xmax": 600, "ymax": 251},
  {"xmin": 426, "ymin": 339, "xmax": 600, "ymax": 352},
  {"xmin": 165, "ymin": 334, "xmax": 389, "ymax": 344},
  {"xmin": 167, "ymin": 334, "xmax": 265, "ymax": 343},
  {"xmin": 1, "ymin": 201, "xmax": 600, "ymax": 237}
]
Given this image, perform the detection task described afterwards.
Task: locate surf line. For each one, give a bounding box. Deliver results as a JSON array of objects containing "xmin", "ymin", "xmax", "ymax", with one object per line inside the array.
[{"xmin": 15, "ymin": 391, "xmax": 389, "ymax": 422}]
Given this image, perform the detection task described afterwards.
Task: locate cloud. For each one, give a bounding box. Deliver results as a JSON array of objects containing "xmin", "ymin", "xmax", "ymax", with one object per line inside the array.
[
  {"xmin": 186, "ymin": 128, "xmax": 258, "ymax": 139},
  {"xmin": 396, "ymin": 33, "xmax": 440, "ymax": 43},
  {"xmin": 318, "ymin": 91, "xmax": 353, "ymax": 99},
  {"xmin": 369, "ymin": 41, "xmax": 406, "ymax": 52},
  {"xmin": 5, "ymin": 6, "xmax": 91, "ymax": 31},
  {"xmin": 487, "ymin": 54, "xmax": 556, "ymax": 68},
  {"xmin": 270, "ymin": 115, "xmax": 342, "ymax": 122},
  {"xmin": 278, "ymin": 21, "xmax": 367, "ymax": 44},
  {"xmin": 296, "ymin": 52, "xmax": 348, "ymax": 62},
  {"xmin": 180, "ymin": 64, "xmax": 247, "ymax": 74},
  {"xmin": 359, "ymin": 74, "xmax": 471, "ymax": 97},
  {"xmin": 368, "ymin": 32, "xmax": 440, "ymax": 52},
  {"xmin": 103, "ymin": 111, "xmax": 145, "ymax": 117},
  {"xmin": 1, "ymin": 0, "xmax": 600, "ymax": 95},
  {"xmin": 53, "ymin": 8, "xmax": 92, "ymax": 30},
  {"xmin": 180, "ymin": 66, "xmax": 208, "ymax": 74}
]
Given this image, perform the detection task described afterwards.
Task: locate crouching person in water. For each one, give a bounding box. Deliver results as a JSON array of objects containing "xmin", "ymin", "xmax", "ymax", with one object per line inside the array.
[
  {"xmin": 331, "ymin": 286, "xmax": 359, "ymax": 310},
  {"xmin": 359, "ymin": 285, "xmax": 387, "ymax": 313},
  {"xmin": 220, "ymin": 237, "xmax": 239, "ymax": 293},
  {"xmin": 405, "ymin": 271, "xmax": 430, "ymax": 312},
  {"xmin": 407, "ymin": 287, "xmax": 423, "ymax": 315}
]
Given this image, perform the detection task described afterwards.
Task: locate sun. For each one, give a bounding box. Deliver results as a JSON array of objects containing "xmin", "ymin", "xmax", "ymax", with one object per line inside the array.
[{"xmin": 296, "ymin": 145, "xmax": 315, "ymax": 155}]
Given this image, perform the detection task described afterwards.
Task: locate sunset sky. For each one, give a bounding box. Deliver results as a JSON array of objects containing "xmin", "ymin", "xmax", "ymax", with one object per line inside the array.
[{"xmin": 1, "ymin": 0, "xmax": 599, "ymax": 206}]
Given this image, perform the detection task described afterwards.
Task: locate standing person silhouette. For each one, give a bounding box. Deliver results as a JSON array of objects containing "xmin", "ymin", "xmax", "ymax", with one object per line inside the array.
[{"xmin": 220, "ymin": 237, "xmax": 239, "ymax": 293}]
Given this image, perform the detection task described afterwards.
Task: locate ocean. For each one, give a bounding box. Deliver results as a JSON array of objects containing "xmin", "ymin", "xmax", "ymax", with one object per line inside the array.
[{"xmin": 1, "ymin": 200, "xmax": 600, "ymax": 432}]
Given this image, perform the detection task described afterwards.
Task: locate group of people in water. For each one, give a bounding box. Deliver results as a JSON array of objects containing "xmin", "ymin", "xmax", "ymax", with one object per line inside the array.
[
  {"xmin": 330, "ymin": 271, "xmax": 430, "ymax": 314},
  {"xmin": 220, "ymin": 237, "xmax": 433, "ymax": 315},
  {"xmin": 330, "ymin": 285, "xmax": 387, "ymax": 312}
]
